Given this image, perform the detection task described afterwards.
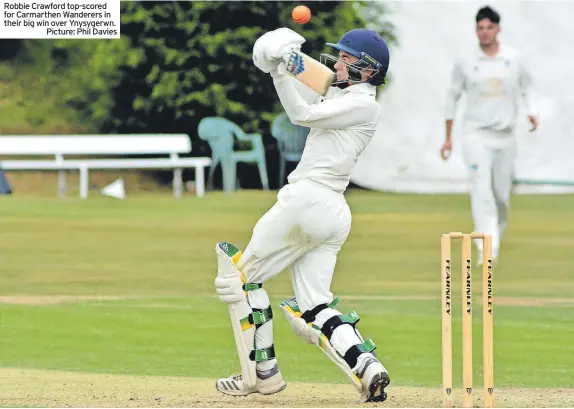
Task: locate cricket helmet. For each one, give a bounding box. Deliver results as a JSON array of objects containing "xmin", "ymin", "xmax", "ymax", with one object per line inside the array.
[{"xmin": 321, "ymin": 29, "xmax": 390, "ymax": 87}]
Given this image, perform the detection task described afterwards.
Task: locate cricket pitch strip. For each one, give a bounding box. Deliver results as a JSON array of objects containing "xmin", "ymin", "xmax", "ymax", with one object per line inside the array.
[{"xmin": 1, "ymin": 368, "xmax": 572, "ymax": 408}]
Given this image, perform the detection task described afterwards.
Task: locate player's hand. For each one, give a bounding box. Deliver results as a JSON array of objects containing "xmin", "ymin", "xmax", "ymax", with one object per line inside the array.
[
  {"xmin": 263, "ymin": 28, "xmax": 305, "ymax": 60},
  {"xmin": 440, "ymin": 140, "xmax": 452, "ymax": 161},
  {"xmin": 253, "ymin": 32, "xmax": 281, "ymax": 74},
  {"xmin": 253, "ymin": 28, "xmax": 304, "ymax": 70},
  {"xmin": 528, "ymin": 115, "xmax": 538, "ymax": 132},
  {"xmin": 253, "ymin": 28, "xmax": 305, "ymax": 79}
]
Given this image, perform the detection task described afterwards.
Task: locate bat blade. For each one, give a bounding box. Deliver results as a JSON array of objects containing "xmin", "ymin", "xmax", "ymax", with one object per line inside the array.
[{"xmin": 285, "ymin": 50, "xmax": 335, "ymax": 96}]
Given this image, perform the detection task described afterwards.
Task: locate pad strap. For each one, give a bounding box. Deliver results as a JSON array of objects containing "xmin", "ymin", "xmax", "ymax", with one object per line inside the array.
[
  {"xmin": 249, "ymin": 345, "xmax": 276, "ymax": 362},
  {"xmin": 300, "ymin": 297, "xmax": 341, "ymax": 323},
  {"xmin": 301, "ymin": 304, "xmax": 327, "ymax": 323},
  {"xmin": 242, "ymin": 282, "xmax": 263, "ymax": 291},
  {"xmin": 343, "ymin": 338, "xmax": 377, "ymax": 369},
  {"xmin": 321, "ymin": 311, "xmax": 360, "ymax": 339},
  {"xmin": 240, "ymin": 306, "xmax": 273, "ymax": 331}
]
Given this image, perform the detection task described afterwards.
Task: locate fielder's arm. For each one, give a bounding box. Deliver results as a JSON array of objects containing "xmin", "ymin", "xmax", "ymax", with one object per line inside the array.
[{"xmin": 442, "ymin": 59, "xmax": 465, "ymax": 157}]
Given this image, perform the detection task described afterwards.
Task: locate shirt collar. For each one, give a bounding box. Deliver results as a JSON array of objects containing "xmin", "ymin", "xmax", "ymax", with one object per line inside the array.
[{"xmin": 344, "ymin": 82, "xmax": 377, "ymax": 96}]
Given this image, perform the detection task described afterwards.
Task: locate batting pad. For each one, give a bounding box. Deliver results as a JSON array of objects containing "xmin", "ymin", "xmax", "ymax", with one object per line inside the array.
[
  {"xmin": 216, "ymin": 242, "xmax": 258, "ymax": 388},
  {"xmin": 280, "ymin": 297, "xmax": 363, "ymax": 392}
]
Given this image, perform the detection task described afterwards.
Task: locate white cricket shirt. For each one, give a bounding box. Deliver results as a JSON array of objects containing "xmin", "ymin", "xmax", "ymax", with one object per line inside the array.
[
  {"xmin": 272, "ymin": 76, "xmax": 380, "ymax": 194},
  {"xmin": 445, "ymin": 44, "xmax": 537, "ymax": 135}
]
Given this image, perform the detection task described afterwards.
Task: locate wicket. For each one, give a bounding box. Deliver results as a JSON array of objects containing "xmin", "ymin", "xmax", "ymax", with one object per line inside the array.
[{"xmin": 441, "ymin": 232, "xmax": 494, "ymax": 408}]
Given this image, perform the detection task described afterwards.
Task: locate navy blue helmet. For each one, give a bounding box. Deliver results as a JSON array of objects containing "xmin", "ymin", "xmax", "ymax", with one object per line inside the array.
[{"xmin": 321, "ymin": 29, "xmax": 390, "ymax": 87}]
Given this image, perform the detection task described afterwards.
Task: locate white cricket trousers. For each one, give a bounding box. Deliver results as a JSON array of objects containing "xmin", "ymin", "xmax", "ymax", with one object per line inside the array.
[
  {"xmin": 462, "ymin": 130, "xmax": 517, "ymax": 258},
  {"xmin": 236, "ymin": 178, "xmax": 351, "ymax": 313}
]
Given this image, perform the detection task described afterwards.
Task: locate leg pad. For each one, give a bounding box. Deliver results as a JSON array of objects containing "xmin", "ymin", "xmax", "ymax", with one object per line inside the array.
[
  {"xmin": 280, "ymin": 296, "xmax": 364, "ymax": 392},
  {"xmin": 216, "ymin": 242, "xmax": 276, "ymax": 387}
]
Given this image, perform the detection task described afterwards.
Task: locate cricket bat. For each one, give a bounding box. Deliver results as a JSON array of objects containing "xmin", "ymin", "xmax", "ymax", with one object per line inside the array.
[{"xmin": 284, "ymin": 50, "xmax": 336, "ymax": 96}]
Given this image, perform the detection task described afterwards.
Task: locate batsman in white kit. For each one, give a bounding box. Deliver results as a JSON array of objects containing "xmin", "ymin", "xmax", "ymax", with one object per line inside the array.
[
  {"xmin": 213, "ymin": 27, "xmax": 391, "ymax": 402},
  {"xmin": 441, "ymin": 6, "xmax": 539, "ymax": 264}
]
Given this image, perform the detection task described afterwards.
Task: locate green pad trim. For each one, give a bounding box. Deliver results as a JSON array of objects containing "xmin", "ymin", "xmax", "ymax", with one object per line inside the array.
[
  {"xmin": 240, "ymin": 306, "xmax": 273, "ymax": 330},
  {"xmin": 328, "ymin": 297, "xmax": 340, "ymax": 308},
  {"xmin": 251, "ymin": 308, "xmax": 273, "ymax": 325},
  {"xmin": 242, "ymin": 282, "xmax": 263, "ymax": 291},
  {"xmin": 281, "ymin": 296, "xmax": 340, "ymax": 320},
  {"xmin": 218, "ymin": 242, "xmax": 241, "ymax": 258},
  {"xmin": 358, "ymin": 338, "xmax": 376, "ymax": 353},
  {"xmin": 343, "ymin": 338, "xmax": 377, "ymax": 369},
  {"xmin": 340, "ymin": 310, "xmax": 360, "ymax": 325},
  {"xmin": 280, "ymin": 297, "xmax": 301, "ymax": 314},
  {"xmin": 321, "ymin": 311, "xmax": 360, "ymax": 339},
  {"xmin": 249, "ymin": 345, "xmax": 276, "ymax": 362}
]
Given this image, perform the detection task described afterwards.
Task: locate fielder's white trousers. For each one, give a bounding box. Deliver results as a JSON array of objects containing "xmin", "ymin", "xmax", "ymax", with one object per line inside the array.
[
  {"xmin": 462, "ymin": 130, "xmax": 517, "ymax": 258},
  {"xmin": 236, "ymin": 179, "xmax": 351, "ymax": 313}
]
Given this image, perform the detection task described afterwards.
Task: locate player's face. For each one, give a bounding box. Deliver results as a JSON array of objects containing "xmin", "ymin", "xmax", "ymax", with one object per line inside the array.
[
  {"xmin": 476, "ymin": 19, "xmax": 500, "ymax": 46},
  {"xmin": 334, "ymin": 51, "xmax": 359, "ymax": 81}
]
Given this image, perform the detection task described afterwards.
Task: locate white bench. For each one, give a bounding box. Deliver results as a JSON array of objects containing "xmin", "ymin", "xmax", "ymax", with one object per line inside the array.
[{"xmin": 0, "ymin": 134, "xmax": 212, "ymax": 198}]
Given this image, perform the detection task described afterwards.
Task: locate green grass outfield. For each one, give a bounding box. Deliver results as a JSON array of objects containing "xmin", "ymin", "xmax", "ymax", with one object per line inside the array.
[{"xmin": 1, "ymin": 191, "xmax": 573, "ymax": 407}]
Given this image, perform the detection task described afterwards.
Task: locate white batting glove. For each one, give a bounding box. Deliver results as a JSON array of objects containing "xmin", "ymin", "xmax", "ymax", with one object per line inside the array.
[
  {"xmin": 263, "ymin": 27, "xmax": 305, "ymax": 59},
  {"xmin": 253, "ymin": 27, "xmax": 305, "ymax": 77},
  {"xmin": 215, "ymin": 275, "xmax": 244, "ymax": 304},
  {"xmin": 253, "ymin": 34, "xmax": 278, "ymax": 74}
]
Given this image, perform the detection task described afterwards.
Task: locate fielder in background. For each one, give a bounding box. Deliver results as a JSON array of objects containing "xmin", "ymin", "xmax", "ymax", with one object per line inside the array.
[
  {"xmin": 440, "ymin": 5, "xmax": 539, "ymax": 264},
  {"xmin": 213, "ymin": 27, "xmax": 391, "ymax": 402}
]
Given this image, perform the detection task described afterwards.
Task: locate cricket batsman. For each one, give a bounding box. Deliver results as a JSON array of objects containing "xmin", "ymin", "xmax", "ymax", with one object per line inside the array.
[
  {"xmin": 440, "ymin": 6, "xmax": 539, "ymax": 264},
  {"xmin": 213, "ymin": 27, "xmax": 391, "ymax": 402}
]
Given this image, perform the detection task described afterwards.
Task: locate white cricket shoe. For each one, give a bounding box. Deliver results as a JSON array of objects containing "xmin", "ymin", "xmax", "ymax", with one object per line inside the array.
[
  {"xmin": 356, "ymin": 355, "xmax": 391, "ymax": 403},
  {"xmin": 215, "ymin": 367, "xmax": 286, "ymax": 396}
]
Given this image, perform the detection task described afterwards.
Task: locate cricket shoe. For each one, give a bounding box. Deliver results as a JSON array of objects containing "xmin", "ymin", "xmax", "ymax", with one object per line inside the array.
[
  {"xmin": 215, "ymin": 366, "xmax": 286, "ymax": 396},
  {"xmin": 356, "ymin": 355, "xmax": 391, "ymax": 403}
]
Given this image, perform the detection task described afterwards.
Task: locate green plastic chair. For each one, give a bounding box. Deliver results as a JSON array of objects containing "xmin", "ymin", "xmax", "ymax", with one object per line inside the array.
[
  {"xmin": 271, "ymin": 112, "xmax": 310, "ymax": 187},
  {"xmin": 198, "ymin": 117, "xmax": 269, "ymax": 193}
]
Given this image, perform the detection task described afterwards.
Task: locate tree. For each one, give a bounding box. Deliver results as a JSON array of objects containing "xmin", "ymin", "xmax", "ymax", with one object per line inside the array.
[
  {"xmin": 2, "ymin": 37, "xmax": 134, "ymax": 132},
  {"xmin": 103, "ymin": 1, "xmax": 396, "ymax": 187},
  {"xmin": 1, "ymin": 1, "xmax": 397, "ymax": 187}
]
